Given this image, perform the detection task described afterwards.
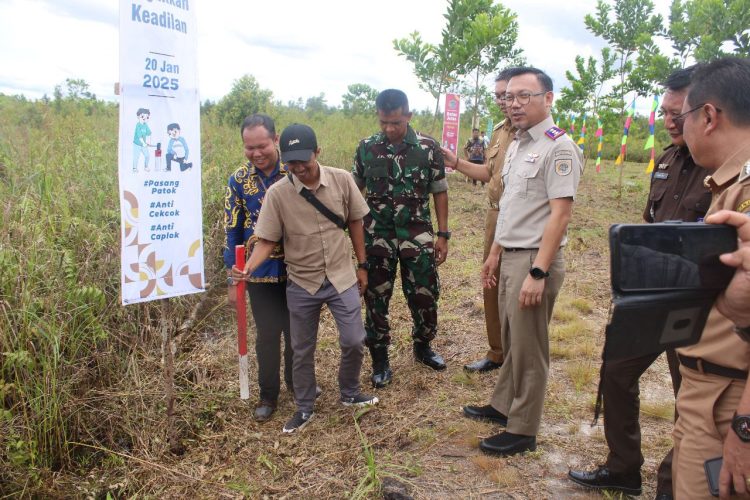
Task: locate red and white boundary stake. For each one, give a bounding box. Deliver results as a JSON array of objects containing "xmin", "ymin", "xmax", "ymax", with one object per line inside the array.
[{"xmin": 235, "ymin": 245, "xmax": 250, "ymax": 400}]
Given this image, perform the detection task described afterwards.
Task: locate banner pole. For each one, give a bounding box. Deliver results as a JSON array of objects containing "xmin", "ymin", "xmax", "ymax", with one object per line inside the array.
[{"xmin": 235, "ymin": 245, "xmax": 250, "ymax": 400}]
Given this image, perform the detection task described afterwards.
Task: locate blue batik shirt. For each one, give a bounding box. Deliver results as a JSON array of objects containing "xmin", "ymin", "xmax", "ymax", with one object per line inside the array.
[{"xmin": 223, "ymin": 159, "xmax": 288, "ymax": 282}]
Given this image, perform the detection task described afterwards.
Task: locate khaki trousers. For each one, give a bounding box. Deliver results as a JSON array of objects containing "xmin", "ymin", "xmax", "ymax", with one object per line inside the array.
[
  {"xmin": 673, "ymin": 366, "xmax": 744, "ymax": 499},
  {"xmin": 483, "ymin": 208, "xmax": 503, "ymax": 364},
  {"xmin": 490, "ymin": 248, "xmax": 564, "ymax": 436}
]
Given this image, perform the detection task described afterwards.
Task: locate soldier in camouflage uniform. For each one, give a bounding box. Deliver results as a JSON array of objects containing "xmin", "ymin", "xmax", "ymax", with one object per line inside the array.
[{"xmin": 352, "ymin": 89, "xmax": 450, "ymax": 388}]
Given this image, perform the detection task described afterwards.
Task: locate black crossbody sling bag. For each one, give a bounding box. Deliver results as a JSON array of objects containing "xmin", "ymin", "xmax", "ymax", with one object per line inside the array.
[{"xmin": 287, "ymin": 175, "xmax": 346, "ymax": 230}]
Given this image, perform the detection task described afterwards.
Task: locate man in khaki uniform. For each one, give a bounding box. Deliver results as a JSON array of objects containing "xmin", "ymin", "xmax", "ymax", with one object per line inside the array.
[
  {"xmin": 442, "ymin": 66, "xmax": 523, "ymax": 373},
  {"xmin": 462, "ymin": 67, "xmax": 582, "ymax": 455},
  {"xmin": 670, "ymin": 57, "xmax": 750, "ymax": 499}
]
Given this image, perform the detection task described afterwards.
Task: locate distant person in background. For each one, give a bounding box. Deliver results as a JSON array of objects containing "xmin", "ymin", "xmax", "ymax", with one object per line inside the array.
[
  {"xmin": 352, "ymin": 89, "xmax": 450, "ymax": 388},
  {"xmin": 224, "ymin": 114, "xmax": 293, "ymax": 423},
  {"xmin": 441, "ymin": 66, "xmax": 524, "ymax": 374},
  {"xmin": 481, "ymin": 130, "xmax": 490, "ymax": 148},
  {"xmin": 568, "ymin": 65, "xmax": 711, "ymax": 500},
  {"xmin": 463, "ymin": 128, "xmax": 486, "ymax": 186},
  {"xmin": 236, "ymin": 123, "xmax": 378, "ymax": 434}
]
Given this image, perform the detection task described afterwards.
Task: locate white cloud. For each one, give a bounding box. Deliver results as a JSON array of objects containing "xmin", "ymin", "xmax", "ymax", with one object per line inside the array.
[{"xmin": 0, "ymin": 0, "xmax": 676, "ymax": 112}]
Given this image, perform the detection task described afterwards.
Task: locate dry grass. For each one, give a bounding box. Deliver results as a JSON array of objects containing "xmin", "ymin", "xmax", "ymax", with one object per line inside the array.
[{"xmin": 11, "ymin": 162, "xmax": 678, "ymax": 498}]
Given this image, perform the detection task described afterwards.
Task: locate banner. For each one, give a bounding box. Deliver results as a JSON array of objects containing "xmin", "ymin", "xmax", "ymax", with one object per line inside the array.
[
  {"xmin": 118, "ymin": 0, "xmax": 204, "ymax": 304},
  {"xmin": 441, "ymin": 93, "xmax": 461, "ymax": 172}
]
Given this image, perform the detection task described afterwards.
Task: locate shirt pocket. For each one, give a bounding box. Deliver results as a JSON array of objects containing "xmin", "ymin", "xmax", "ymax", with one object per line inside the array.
[
  {"xmin": 514, "ymin": 164, "xmax": 541, "ymax": 199},
  {"xmin": 364, "ymin": 158, "xmax": 389, "ymax": 197},
  {"xmin": 680, "ymin": 188, "xmax": 712, "ymax": 219},
  {"xmin": 648, "ymin": 178, "xmax": 669, "ymax": 203}
]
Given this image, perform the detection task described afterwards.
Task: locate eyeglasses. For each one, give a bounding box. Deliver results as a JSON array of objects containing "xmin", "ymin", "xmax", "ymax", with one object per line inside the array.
[
  {"xmin": 672, "ymin": 103, "xmax": 722, "ymax": 125},
  {"xmin": 503, "ymin": 91, "xmax": 547, "ymax": 106}
]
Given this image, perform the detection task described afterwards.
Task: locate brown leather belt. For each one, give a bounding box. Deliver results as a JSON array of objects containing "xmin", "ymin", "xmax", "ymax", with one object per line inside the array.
[{"xmin": 678, "ymin": 354, "xmax": 748, "ymax": 380}]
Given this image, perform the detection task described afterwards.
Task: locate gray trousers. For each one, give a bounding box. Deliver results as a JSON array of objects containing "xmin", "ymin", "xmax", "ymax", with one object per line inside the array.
[
  {"xmin": 286, "ymin": 279, "xmax": 365, "ymax": 413},
  {"xmin": 490, "ymin": 248, "xmax": 564, "ymax": 436}
]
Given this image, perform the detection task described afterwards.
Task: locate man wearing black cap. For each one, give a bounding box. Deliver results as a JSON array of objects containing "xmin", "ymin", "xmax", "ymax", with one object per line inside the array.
[{"xmin": 233, "ymin": 123, "xmax": 378, "ymax": 433}]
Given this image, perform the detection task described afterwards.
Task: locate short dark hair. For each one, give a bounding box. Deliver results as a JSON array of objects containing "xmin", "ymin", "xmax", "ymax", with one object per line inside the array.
[
  {"xmin": 136, "ymin": 108, "xmax": 150, "ymax": 116},
  {"xmin": 687, "ymin": 57, "xmax": 750, "ymax": 126},
  {"xmin": 167, "ymin": 123, "xmax": 180, "ymax": 132},
  {"xmin": 472, "ymin": 128, "xmax": 480, "ymax": 132},
  {"xmin": 495, "ymin": 66, "xmax": 526, "ymax": 83},
  {"xmin": 663, "ymin": 65, "xmax": 696, "ymax": 92},
  {"xmin": 240, "ymin": 113, "xmax": 276, "ymax": 138},
  {"xmin": 375, "ymin": 89, "xmax": 410, "ymax": 114},
  {"xmin": 507, "ymin": 66, "xmax": 553, "ymax": 92}
]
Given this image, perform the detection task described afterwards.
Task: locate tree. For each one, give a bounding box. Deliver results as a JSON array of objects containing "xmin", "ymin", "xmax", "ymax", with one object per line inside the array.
[
  {"xmin": 341, "ymin": 84, "xmax": 379, "ymax": 116},
  {"xmin": 215, "ymin": 75, "xmax": 273, "ymax": 127},
  {"xmin": 585, "ymin": 0, "xmax": 665, "ymax": 99},
  {"xmin": 455, "ymin": 2, "xmax": 522, "ymax": 128},
  {"xmin": 393, "ymin": 0, "xmax": 489, "ymax": 122},
  {"xmin": 305, "ymin": 93, "xmax": 330, "ymax": 114},
  {"xmin": 667, "ymin": 0, "xmax": 750, "ymax": 61},
  {"xmin": 558, "ymin": 49, "xmax": 618, "ymax": 118}
]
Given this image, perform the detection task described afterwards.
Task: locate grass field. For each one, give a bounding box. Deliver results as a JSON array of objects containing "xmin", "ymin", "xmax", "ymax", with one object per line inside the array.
[{"xmin": 0, "ymin": 99, "xmax": 674, "ymax": 498}]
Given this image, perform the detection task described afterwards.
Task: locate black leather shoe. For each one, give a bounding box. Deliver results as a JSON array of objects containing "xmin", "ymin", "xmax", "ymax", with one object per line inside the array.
[
  {"xmin": 479, "ymin": 432, "xmax": 536, "ymax": 456},
  {"xmin": 654, "ymin": 494, "xmax": 673, "ymax": 500},
  {"xmin": 568, "ymin": 465, "xmax": 642, "ymax": 495},
  {"xmin": 369, "ymin": 346, "xmax": 393, "ymax": 388},
  {"xmin": 464, "ymin": 358, "xmax": 502, "ymax": 373},
  {"xmin": 253, "ymin": 400, "xmax": 276, "ymax": 422},
  {"xmin": 413, "ymin": 343, "xmax": 446, "ymax": 371},
  {"xmin": 462, "ymin": 405, "xmax": 508, "ymax": 426}
]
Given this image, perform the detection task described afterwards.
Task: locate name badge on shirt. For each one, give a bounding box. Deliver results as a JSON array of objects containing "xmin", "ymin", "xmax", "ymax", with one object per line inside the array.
[{"xmin": 654, "ymin": 172, "xmax": 669, "ymax": 180}]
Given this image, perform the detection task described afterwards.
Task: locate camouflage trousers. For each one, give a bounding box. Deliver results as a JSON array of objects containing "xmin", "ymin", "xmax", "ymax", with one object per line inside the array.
[{"xmin": 364, "ymin": 227, "xmax": 440, "ymax": 348}]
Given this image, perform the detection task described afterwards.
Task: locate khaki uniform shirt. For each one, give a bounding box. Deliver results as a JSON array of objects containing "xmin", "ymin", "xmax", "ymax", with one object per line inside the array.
[
  {"xmin": 495, "ymin": 116, "xmax": 583, "ymax": 249},
  {"xmin": 485, "ymin": 119, "xmax": 516, "ymax": 207},
  {"xmin": 677, "ymin": 142, "xmax": 750, "ymax": 371},
  {"xmin": 254, "ymin": 164, "xmax": 370, "ymax": 295},
  {"xmin": 643, "ymin": 145, "xmax": 712, "ymax": 223}
]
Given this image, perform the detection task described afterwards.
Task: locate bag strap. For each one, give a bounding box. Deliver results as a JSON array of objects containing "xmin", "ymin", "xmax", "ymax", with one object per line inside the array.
[{"xmin": 288, "ymin": 175, "xmax": 346, "ymax": 230}]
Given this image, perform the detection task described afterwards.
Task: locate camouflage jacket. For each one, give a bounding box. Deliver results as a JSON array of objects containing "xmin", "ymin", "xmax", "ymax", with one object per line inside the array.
[{"xmin": 352, "ymin": 126, "xmax": 447, "ymax": 230}]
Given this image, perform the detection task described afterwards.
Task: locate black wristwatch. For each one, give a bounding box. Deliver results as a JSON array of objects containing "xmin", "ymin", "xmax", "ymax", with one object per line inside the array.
[
  {"xmin": 436, "ymin": 230, "xmax": 452, "ymax": 240},
  {"xmin": 529, "ymin": 267, "xmax": 549, "ymax": 280},
  {"xmin": 357, "ymin": 261, "xmax": 370, "ymax": 271},
  {"xmin": 732, "ymin": 412, "xmax": 750, "ymax": 442}
]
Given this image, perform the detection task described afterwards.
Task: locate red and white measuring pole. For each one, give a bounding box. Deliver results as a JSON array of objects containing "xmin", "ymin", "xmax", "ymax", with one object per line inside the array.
[{"xmin": 235, "ymin": 245, "xmax": 250, "ymax": 400}]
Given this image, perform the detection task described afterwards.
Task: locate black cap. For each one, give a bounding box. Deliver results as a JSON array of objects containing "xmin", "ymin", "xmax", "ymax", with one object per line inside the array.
[{"xmin": 279, "ymin": 123, "xmax": 318, "ymax": 163}]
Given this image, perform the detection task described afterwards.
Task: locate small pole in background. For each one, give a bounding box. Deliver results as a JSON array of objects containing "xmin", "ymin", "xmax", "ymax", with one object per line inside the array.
[{"xmin": 235, "ymin": 245, "xmax": 250, "ymax": 400}]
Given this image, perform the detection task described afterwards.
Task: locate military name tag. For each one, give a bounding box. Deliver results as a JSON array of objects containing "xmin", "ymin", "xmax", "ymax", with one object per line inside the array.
[{"xmin": 654, "ymin": 172, "xmax": 669, "ymax": 180}]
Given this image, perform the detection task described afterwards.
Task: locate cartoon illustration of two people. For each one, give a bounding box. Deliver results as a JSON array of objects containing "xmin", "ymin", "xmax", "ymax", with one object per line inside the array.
[{"xmin": 132, "ymin": 108, "xmax": 192, "ymax": 173}]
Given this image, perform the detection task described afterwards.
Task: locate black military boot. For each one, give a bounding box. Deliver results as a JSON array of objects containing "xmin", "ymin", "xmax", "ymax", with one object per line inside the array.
[
  {"xmin": 413, "ymin": 342, "xmax": 446, "ymax": 370},
  {"xmin": 369, "ymin": 345, "xmax": 392, "ymax": 388}
]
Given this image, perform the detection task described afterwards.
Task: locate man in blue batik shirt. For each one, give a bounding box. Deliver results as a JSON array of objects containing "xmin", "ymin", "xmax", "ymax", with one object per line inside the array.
[{"xmin": 224, "ymin": 114, "xmax": 292, "ymax": 422}]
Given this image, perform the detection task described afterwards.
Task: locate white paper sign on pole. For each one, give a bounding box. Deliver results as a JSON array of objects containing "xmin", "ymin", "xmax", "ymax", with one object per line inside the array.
[{"xmin": 118, "ymin": 0, "xmax": 204, "ymax": 304}]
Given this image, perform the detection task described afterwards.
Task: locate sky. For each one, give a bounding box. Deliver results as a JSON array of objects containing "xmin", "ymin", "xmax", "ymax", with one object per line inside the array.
[{"xmin": 0, "ymin": 0, "xmax": 672, "ymax": 113}]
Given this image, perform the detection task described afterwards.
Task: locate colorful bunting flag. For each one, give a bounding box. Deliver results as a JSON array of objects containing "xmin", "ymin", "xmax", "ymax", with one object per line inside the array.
[
  {"xmin": 577, "ymin": 114, "xmax": 587, "ymax": 151},
  {"xmin": 569, "ymin": 113, "xmax": 576, "ymax": 136},
  {"xmin": 615, "ymin": 99, "xmax": 636, "ymax": 165},
  {"xmin": 644, "ymin": 95, "xmax": 660, "ymax": 173},
  {"xmin": 595, "ymin": 117, "xmax": 604, "ymax": 173}
]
